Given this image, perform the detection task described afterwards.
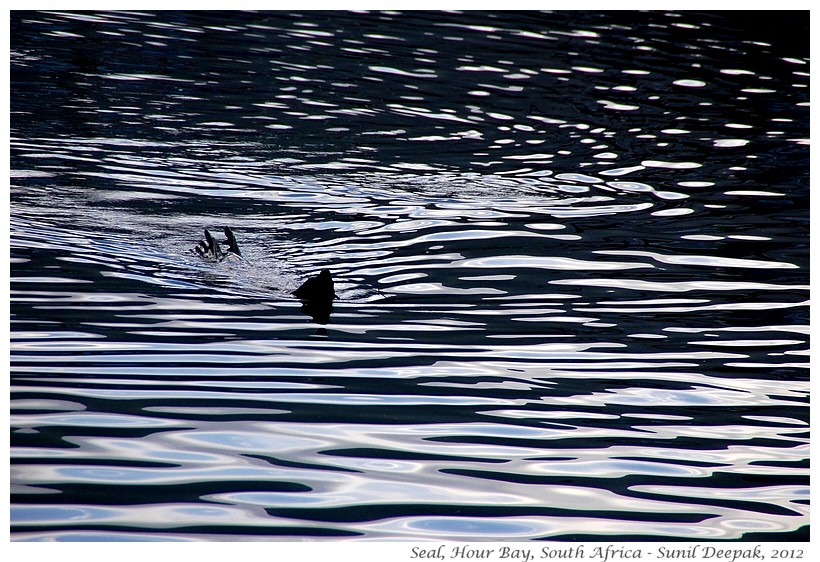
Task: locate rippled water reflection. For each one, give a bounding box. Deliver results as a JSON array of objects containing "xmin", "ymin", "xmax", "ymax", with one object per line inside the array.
[{"xmin": 10, "ymin": 11, "xmax": 808, "ymax": 541}]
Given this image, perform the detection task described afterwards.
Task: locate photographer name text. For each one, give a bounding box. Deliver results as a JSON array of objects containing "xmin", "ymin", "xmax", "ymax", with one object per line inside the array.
[{"xmin": 410, "ymin": 545, "xmax": 803, "ymax": 562}]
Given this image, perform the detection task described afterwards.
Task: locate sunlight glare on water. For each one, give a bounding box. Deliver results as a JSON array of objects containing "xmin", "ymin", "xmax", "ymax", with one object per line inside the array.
[{"xmin": 10, "ymin": 10, "xmax": 808, "ymax": 541}]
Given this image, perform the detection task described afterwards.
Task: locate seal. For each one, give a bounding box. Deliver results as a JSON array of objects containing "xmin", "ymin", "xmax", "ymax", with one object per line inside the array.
[
  {"xmin": 293, "ymin": 269, "xmax": 336, "ymax": 326},
  {"xmin": 190, "ymin": 228, "xmax": 337, "ymax": 303},
  {"xmin": 293, "ymin": 269, "xmax": 336, "ymax": 302},
  {"xmin": 191, "ymin": 226, "xmax": 242, "ymax": 261}
]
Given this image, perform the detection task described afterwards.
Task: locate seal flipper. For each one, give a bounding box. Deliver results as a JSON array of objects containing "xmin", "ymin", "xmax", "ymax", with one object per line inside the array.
[
  {"xmin": 222, "ymin": 226, "xmax": 241, "ymax": 257},
  {"xmin": 192, "ymin": 229, "xmax": 225, "ymax": 261}
]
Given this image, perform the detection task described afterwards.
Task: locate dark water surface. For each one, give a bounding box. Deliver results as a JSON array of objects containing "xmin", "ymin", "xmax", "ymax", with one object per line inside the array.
[{"xmin": 10, "ymin": 11, "xmax": 809, "ymax": 541}]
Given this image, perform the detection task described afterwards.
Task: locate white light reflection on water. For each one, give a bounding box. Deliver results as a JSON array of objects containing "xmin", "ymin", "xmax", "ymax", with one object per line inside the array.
[{"xmin": 11, "ymin": 10, "xmax": 808, "ymax": 541}]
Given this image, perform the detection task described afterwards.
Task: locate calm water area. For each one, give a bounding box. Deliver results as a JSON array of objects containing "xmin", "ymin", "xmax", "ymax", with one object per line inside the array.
[{"xmin": 9, "ymin": 10, "xmax": 809, "ymax": 541}]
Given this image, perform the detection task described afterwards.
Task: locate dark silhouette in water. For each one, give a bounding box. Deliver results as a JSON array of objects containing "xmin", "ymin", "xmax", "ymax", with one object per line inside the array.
[
  {"xmin": 192, "ymin": 227, "xmax": 241, "ymax": 261},
  {"xmin": 293, "ymin": 269, "xmax": 336, "ymax": 326},
  {"xmin": 293, "ymin": 269, "xmax": 336, "ymax": 302},
  {"xmin": 192, "ymin": 228, "xmax": 222, "ymax": 260},
  {"xmin": 299, "ymin": 299, "xmax": 333, "ymax": 326},
  {"xmin": 222, "ymin": 226, "xmax": 241, "ymax": 256},
  {"xmin": 191, "ymin": 228, "xmax": 337, "ymax": 325}
]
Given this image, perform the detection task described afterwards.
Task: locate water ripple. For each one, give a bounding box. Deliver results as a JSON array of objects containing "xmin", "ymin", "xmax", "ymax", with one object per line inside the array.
[{"xmin": 11, "ymin": 10, "xmax": 808, "ymax": 541}]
